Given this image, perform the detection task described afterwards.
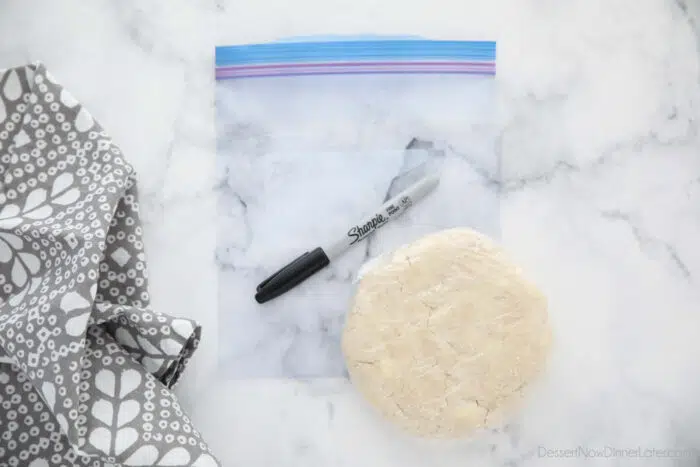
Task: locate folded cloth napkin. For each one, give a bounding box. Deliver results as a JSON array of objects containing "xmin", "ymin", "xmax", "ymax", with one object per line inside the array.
[{"xmin": 0, "ymin": 64, "xmax": 220, "ymax": 466}]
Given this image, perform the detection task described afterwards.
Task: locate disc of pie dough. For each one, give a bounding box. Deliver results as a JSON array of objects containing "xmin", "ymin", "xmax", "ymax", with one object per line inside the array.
[{"xmin": 342, "ymin": 228, "xmax": 551, "ymax": 438}]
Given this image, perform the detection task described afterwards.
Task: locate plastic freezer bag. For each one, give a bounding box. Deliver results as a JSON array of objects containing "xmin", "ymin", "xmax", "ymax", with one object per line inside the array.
[{"xmin": 215, "ymin": 38, "xmax": 499, "ymax": 378}]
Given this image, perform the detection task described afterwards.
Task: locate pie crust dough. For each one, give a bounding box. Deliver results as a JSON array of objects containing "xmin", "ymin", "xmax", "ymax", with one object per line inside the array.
[{"xmin": 342, "ymin": 228, "xmax": 551, "ymax": 437}]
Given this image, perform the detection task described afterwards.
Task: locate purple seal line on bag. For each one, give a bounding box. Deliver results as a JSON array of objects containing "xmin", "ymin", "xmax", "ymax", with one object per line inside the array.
[{"xmin": 215, "ymin": 39, "xmax": 496, "ymax": 79}]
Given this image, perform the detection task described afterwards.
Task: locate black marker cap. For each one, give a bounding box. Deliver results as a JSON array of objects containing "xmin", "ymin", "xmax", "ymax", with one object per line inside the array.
[{"xmin": 255, "ymin": 247, "xmax": 330, "ymax": 304}]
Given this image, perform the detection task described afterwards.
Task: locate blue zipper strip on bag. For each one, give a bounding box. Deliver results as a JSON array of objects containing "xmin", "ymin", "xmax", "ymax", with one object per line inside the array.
[{"xmin": 215, "ymin": 39, "xmax": 496, "ymax": 79}]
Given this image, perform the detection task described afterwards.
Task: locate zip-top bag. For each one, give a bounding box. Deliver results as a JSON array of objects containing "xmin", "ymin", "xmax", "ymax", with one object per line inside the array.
[{"xmin": 215, "ymin": 37, "xmax": 499, "ymax": 378}]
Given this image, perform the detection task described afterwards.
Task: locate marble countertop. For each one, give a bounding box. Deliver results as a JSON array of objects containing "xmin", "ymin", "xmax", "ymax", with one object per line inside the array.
[{"xmin": 2, "ymin": 0, "xmax": 700, "ymax": 465}]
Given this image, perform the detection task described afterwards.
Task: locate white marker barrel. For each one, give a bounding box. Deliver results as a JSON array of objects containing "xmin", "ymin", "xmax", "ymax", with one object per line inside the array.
[{"xmin": 324, "ymin": 174, "xmax": 440, "ymax": 260}]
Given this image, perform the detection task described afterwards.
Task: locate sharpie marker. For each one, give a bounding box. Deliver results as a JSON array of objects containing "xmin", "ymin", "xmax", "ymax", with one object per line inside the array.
[{"xmin": 255, "ymin": 173, "xmax": 440, "ymax": 303}]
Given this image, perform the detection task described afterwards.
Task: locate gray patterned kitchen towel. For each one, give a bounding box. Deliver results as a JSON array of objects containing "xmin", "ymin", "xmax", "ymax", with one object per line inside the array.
[{"xmin": 0, "ymin": 64, "xmax": 220, "ymax": 466}]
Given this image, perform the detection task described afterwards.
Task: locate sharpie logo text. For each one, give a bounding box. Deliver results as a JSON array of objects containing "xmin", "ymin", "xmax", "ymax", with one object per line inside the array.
[{"xmin": 347, "ymin": 214, "xmax": 388, "ymax": 245}]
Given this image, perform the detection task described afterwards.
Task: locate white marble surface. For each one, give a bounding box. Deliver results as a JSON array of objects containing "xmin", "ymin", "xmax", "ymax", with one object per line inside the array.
[{"xmin": 2, "ymin": 0, "xmax": 700, "ymax": 465}]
